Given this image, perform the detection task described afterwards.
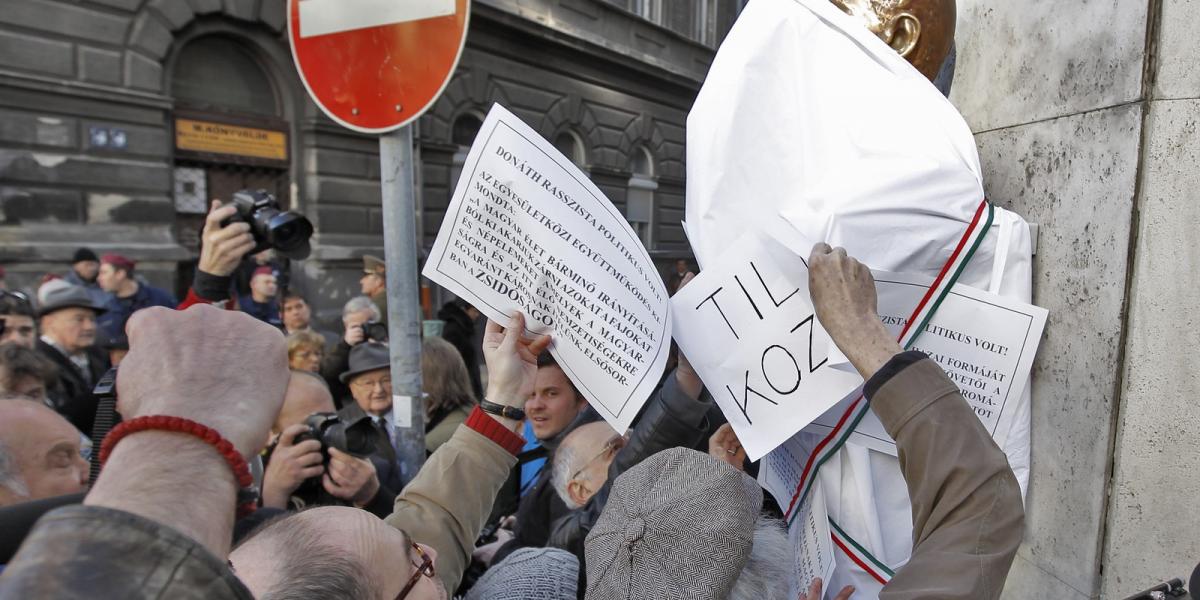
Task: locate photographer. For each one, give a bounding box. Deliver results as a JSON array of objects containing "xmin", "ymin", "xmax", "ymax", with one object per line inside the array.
[
  {"xmin": 260, "ymin": 370, "xmax": 392, "ymax": 517},
  {"xmin": 320, "ymin": 296, "xmax": 383, "ymax": 405}
]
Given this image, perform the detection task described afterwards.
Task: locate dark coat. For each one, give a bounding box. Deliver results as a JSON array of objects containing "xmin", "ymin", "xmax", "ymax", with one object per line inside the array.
[
  {"xmin": 97, "ymin": 283, "xmax": 176, "ymax": 342},
  {"xmin": 338, "ymin": 402, "xmax": 406, "ymax": 515},
  {"xmin": 320, "ymin": 339, "xmax": 354, "ymax": 408},
  {"xmin": 36, "ymin": 339, "xmax": 111, "ymax": 436},
  {"xmin": 437, "ymin": 302, "xmax": 482, "ymax": 398}
]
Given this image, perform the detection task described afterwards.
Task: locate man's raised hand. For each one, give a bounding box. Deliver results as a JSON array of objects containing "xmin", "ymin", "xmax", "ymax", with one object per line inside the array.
[
  {"xmin": 198, "ymin": 200, "xmax": 256, "ymax": 278},
  {"xmin": 808, "ymin": 244, "xmax": 901, "ymax": 380},
  {"xmin": 482, "ymin": 311, "xmax": 551, "ymax": 409}
]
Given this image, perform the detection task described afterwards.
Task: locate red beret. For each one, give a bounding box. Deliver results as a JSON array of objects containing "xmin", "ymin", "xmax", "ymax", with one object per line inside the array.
[
  {"xmin": 101, "ymin": 254, "xmax": 136, "ymax": 272},
  {"xmin": 252, "ymin": 266, "xmax": 275, "ymax": 278}
]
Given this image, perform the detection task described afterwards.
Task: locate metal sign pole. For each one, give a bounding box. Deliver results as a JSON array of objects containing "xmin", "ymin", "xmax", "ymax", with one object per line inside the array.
[{"xmin": 380, "ymin": 125, "xmax": 426, "ymax": 480}]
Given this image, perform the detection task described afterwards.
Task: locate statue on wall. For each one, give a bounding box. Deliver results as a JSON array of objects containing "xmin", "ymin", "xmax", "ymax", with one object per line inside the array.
[{"xmin": 829, "ymin": 0, "xmax": 956, "ymax": 82}]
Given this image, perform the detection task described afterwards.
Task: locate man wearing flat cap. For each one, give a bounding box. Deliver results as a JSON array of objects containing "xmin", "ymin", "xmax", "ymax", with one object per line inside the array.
[
  {"xmin": 360, "ymin": 254, "xmax": 388, "ymax": 325},
  {"xmin": 336, "ymin": 342, "xmax": 406, "ymax": 515},
  {"xmin": 35, "ymin": 284, "xmax": 111, "ymax": 434},
  {"xmin": 96, "ymin": 254, "xmax": 176, "ymax": 342}
]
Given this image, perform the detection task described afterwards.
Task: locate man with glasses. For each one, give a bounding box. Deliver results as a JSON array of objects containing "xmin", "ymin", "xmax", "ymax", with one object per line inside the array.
[
  {"xmin": 0, "ymin": 291, "xmax": 36, "ymax": 348},
  {"xmin": 337, "ymin": 341, "xmax": 407, "ymax": 513}
]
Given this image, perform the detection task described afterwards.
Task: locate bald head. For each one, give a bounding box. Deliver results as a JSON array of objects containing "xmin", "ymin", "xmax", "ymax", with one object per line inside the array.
[
  {"xmin": 553, "ymin": 421, "xmax": 624, "ymax": 509},
  {"xmin": 0, "ymin": 399, "xmax": 88, "ymax": 506},
  {"xmin": 231, "ymin": 506, "xmax": 422, "ymax": 600},
  {"xmin": 274, "ymin": 371, "xmax": 336, "ymax": 435}
]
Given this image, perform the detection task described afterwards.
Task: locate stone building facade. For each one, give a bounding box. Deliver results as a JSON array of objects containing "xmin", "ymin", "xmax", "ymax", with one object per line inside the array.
[{"xmin": 0, "ymin": 0, "xmax": 741, "ymax": 322}]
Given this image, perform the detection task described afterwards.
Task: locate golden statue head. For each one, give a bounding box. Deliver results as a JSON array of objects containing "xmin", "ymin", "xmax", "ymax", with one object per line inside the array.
[{"xmin": 829, "ymin": 0, "xmax": 956, "ymax": 81}]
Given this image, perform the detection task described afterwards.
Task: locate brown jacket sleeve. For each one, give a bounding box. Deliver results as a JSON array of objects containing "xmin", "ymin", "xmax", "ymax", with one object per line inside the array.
[
  {"xmin": 870, "ymin": 355, "xmax": 1025, "ymax": 600},
  {"xmin": 384, "ymin": 425, "xmax": 518, "ymax": 593}
]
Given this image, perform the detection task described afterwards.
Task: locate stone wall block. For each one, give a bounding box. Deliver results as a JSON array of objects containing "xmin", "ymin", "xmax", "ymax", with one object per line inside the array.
[
  {"xmin": 977, "ymin": 105, "xmax": 1143, "ymax": 599},
  {"xmin": 124, "ymin": 50, "xmax": 163, "ymax": 91},
  {"xmin": 316, "ymin": 178, "xmax": 382, "ymax": 206},
  {"xmin": 128, "ymin": 13, "xmax": 173, "ymax": 60},
  {"xmin": 952, "ymin": 0, "xmax": 1148, "ymax": 132},
  {"xmin": 79, "ymin": 46, "xmax": 122, "ymax": 85},
  {"xmin": 0, "ymin": 29, "xmax": 74, "ymax": 77},
  {"xmin": 1154, "ymin": 0, "xmax": 1200, "ymax": 99},
  {"xmin": 259, "ymin": 0, "xmax": 285, "ymax": 32},
  {"xmin": 0, "ymin": 0, "xmax": 130, "ymax": 46},
  {"xmin": 149, "ymin": 0, "xmax": 196, "ymax": 31},
  {"xmin": 186, "ymin": 0, "xmax": 222, "ymax": 16},
  {"xmin": 0, "ymin": 149, "xmax": 170, "ymax": 192},
  {"xmin": 86, "ymin": 0, "xmax": 144, "ymax": 12},
  {"xmin": 223, "ymin": 0, "xmax": 258, "ymax": 22},
  {"xmin": 87, "ymin": 193, "xmax": 174, "ymax": 224},
  {"xmin": 316, "ymin": 205, "xmax": 369, "ymax": 234},
  {"xmin": 1101, "ymin": 97, "xmax": 1200, "ymax": 598}
]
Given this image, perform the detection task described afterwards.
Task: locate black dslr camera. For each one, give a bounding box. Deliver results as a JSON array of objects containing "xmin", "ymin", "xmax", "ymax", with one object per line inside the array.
[
  {"xmin": 294, "ymin": 412, "xmax": 378, "ymax": 458},
  {"xmin": 359, "ymin": 320, "xmax": 389, "ymax": 342},
  {"xmin": 222, "ymin": 189, "xmax": 313, "ymax": 260}
]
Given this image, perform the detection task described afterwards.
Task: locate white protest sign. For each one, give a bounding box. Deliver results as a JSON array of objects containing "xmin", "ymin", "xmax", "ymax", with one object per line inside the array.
[
  {"xmin": 804, "ymin": 271, "xmax": 1048, "ymax": 455},
  {"xmin": 670, "ymin": 231, "xmax": 862, "ymax": 460},
  {"xmin": 423, "ymin": 104, "xmax": 670, "ymax": 433}
]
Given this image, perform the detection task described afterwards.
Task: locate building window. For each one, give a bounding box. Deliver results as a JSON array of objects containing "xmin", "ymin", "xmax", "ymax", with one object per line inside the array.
[
  {"xmin": 172, "ymin": 36, "xmax": 279, "ymax": 116},
  {"xmin": 554, "ymin": 130, "xmax": 587, "ymax": 169},
  {"xmin": 626, "ymin": 146, "xmax": 656, "ymax": 248},
  {"xmin": 450, "ymin": 112, "xmax": 484, "ymax": 188}
]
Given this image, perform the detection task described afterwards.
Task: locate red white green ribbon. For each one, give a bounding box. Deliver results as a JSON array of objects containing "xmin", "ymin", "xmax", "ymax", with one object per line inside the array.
[{"xmin": 783, "ymin": 199, "xmax": 996, "ymax": 583}]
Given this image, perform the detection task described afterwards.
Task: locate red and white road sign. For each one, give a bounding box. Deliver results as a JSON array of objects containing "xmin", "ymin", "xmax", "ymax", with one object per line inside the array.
[{"xmin": 288, "ymin": 0, "xmax": 470, "ymax": 134}]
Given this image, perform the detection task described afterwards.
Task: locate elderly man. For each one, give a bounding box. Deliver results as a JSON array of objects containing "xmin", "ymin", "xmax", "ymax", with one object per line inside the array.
[
  {"xmin": 335, "ymin": 342, "xmax": 406, "ymax": 512},
  {"xmin": 0, "ymin": 291, "xmax": 36, "ymax": 348},
  {"xmin": 96, "ymin": 254, "xmax": 176, "ymax": 341},
  {"xmin": 35, "ymin": 285, "xmax": 110, "ymax": 434},
  {"xmin": 237, "ymin": 266, "xmax": 280, "ymax": 327},
  {"xmin": 320, "ymin": 296, "xmax": 383, "ymax": 404},
  {"xmin": 0, "ymin": 399, "xmax": 89, "ymax": 508},
  {"xmin": 260, "ymin": 370, "xmax": 387, "ymax": 516},
  {"xmin": 551, "ymin": 421, "xmax": 624, "ymax": 510}
]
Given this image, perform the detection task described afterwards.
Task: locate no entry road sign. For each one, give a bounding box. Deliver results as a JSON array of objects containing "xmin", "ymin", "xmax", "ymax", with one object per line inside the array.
[{"xmin": 288, "ymin": 0, "xmax": 470, "ymax": 133}]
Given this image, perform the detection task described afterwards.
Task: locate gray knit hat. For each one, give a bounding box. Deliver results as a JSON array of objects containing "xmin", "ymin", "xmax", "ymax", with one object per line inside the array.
[
  {"xmin": 584, "ymin": 447, "xmax": 763, "ymax": 600},
  {"xmin": 466, "ymin": 547, "xmax": 579, "ymax": 600}
]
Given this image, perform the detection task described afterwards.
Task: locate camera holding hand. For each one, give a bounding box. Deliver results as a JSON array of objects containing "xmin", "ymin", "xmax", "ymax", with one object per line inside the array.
[
  {"xmin": 357, "ymin": 320, "xmax": 389, "ymax": 343},
  {"xmin": 294, "ymin": 412, "xmax": 378, "ymax": 460},
  {"xmin": 221, "ymin": 189, "xmax": 313, "ymax": 261}
]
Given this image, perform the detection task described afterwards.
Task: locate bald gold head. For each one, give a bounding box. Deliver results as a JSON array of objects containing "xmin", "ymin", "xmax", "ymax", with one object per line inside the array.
[{"xmin": 830, "ymin": 0, "xmax": 955, "ymax": 81}]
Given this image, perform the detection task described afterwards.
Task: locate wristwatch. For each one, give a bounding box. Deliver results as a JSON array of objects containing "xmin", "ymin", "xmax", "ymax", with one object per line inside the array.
[{"xmin": 479, "ymin": 398, "xmax": 525, "ymax": 421}]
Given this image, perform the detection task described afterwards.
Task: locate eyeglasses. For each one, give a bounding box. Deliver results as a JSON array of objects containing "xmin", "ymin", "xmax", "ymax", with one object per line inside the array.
[
  {"xmin": 570, "ymin": 435, "xmax": 625, "ymax": 483},
  {"xmin": 351, "ymin": 377, "xmax": 391, "ymax": 390},
  {"xmin": 395, "ymin": 542, "xmax": 435, "ymax": 600}
]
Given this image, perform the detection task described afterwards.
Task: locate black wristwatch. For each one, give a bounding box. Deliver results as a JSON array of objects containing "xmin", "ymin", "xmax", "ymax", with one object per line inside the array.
[{"xmin": 479, "ymin": 399, "xmax": 525, "ymax": 421}]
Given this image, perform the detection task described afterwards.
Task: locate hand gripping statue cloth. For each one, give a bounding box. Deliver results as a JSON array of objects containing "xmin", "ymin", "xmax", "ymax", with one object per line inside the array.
[{"xmin": 685, "ymin": 0, "xmax": 1033, "ymax": 597}]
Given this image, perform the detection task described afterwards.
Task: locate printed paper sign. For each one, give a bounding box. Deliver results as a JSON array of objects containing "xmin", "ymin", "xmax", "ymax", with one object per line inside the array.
[
  {"xmin": 804, "ymin": 271, "xmax": 1048, "ymax": 454},
  {"xmin": 670, "ymin": 231, "xmax": 862, "ymax": 460},
  {"xmin": 759, "ymin": 432, "xmax": 836, "ymax": 597},
  {"xmin": 423, "ymin": 104, "xmax": 670, "ymax": 433}
]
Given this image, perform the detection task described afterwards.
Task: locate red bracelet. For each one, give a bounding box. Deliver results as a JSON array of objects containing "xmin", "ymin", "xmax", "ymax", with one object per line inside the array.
[{"xmin": 100, "ymin": 416, "xmax": 258, "ymax": 519}]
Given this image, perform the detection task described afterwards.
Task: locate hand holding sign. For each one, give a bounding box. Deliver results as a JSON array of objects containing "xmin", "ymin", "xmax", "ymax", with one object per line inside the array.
[{"xmin": 808, "ymin": 244, "xmax": 902, "ymax": 380}]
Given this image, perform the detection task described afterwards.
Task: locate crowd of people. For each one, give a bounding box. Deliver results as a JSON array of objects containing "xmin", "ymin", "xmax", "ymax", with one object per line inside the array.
[{"xmin": 0, "ymin": 200, "xmax": 1027, "ymax": 600}]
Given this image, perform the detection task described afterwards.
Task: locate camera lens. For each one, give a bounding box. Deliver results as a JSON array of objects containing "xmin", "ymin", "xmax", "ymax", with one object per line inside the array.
[{"xmin": 267, "ymin": 212, "xmax": 314, "ymax": 259}]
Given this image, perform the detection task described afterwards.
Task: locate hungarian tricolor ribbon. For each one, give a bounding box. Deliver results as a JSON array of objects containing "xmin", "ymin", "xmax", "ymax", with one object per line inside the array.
[{"xmin": 784, "ymin": 199, "xmax": 996, "ymax": 585}]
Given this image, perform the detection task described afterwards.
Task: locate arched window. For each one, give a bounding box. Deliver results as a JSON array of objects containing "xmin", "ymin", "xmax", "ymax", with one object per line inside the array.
[
  {"xmin": 172, "ymin": 36, "xmax": 279, "ymax": 116},
  {"xmin": 554, "ymin": 130, "xmax": 587, "ymax": 169},
  {"xmin": 626, "ymin": 145, "xmax": 657, "ymax": 247}
]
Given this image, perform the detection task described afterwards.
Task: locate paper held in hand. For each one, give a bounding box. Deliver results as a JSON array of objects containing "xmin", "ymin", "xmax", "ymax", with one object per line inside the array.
[
  {"xmin": 422, "ymin": 104, "xmax": 670, "ymax": 433},
  {"xmin": 669, "ymin": 229, "xmax": 863, "ymax": 461}
]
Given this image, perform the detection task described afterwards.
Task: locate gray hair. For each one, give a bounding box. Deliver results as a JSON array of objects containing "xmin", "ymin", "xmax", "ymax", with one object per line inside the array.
[
  {"xmin": 341, "ymin": 296, "xmax": 381, "ymax": 320},
  {"xmin": 728, "ymin": 516, "xmax": 793, "ymax": 600},
  {"xmin": 0, "ymin": 439, "xmax": 29, "ymax": 498},
  {"xmin": 551, "ymin": 443, "xmax": 582, "ymax": 509},
  {"xmin": 241, "ymin": 513, "xmax": 378, "ymax": 600}
]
